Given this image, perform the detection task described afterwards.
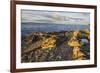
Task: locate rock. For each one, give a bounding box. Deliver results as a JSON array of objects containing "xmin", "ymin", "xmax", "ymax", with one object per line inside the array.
[{"xmin": 21, "ymin": 29, "xmax": 90, "ymax": 62}]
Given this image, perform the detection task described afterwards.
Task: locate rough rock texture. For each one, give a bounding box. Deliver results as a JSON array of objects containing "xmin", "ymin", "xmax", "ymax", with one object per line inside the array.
[{"xmin": 21, "ymin": 30, "xmax": 90, "ymax": 63}]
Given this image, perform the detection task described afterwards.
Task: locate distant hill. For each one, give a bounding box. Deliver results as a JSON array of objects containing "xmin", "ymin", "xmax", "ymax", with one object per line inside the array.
[{"xmin": 21, "ymin": 22, "xmax": 89, "ymax": 35}]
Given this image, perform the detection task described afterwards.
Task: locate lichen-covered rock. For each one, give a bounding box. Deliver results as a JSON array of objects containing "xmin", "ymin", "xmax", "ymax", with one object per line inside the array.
[{"xmin": 21, "ymin": 29, "xmax": 90, "ymax": 63}]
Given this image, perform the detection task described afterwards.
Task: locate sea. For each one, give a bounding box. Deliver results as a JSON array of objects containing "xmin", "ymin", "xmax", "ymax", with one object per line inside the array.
[{"xmin": 21, "ymin": 22, "xmax": 90, "ymax": 35}]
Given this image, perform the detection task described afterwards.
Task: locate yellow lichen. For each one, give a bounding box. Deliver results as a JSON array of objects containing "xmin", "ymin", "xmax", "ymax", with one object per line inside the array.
[
  {"xmin": 68, "ymin": 31, "xmax": 86, "ymax": 60},
  {"xmin": 41, "ymin": 35, "xmax": 56, "ymax": 49},
  {"xmin": 81, "ymin": 29, "xmax": 90, "ymax": 40},
  {"xmin": 68, "ymin": 39, "xmax": 81, "ymax": 47}
]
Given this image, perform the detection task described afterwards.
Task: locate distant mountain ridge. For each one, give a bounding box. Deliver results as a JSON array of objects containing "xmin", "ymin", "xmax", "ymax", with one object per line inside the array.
[{"xmin": 21, "ymin": 22, "xmax": 89, "ymax": 35}]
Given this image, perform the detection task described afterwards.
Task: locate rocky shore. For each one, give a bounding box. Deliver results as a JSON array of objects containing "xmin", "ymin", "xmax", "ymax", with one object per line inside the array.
[{"xmin": 21, "ymin": 29, "xmax": 90, "ymax": 63}]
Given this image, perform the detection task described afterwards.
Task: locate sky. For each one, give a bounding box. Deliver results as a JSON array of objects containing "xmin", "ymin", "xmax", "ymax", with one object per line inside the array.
[{"xmin": 21, "ymin": 9, "xmax": 90, "ymax": 25}]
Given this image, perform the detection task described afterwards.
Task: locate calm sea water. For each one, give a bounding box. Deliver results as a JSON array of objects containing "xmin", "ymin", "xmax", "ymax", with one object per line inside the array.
[{"xmin": 21, "ymin": 22, "xmax": 90, "ymax": 35}]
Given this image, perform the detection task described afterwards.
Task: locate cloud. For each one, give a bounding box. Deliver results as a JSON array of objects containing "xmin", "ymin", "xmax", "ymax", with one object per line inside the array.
[{"xmin": 21, "ymin": 10, "xmax": 90, "ymax": 25}]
